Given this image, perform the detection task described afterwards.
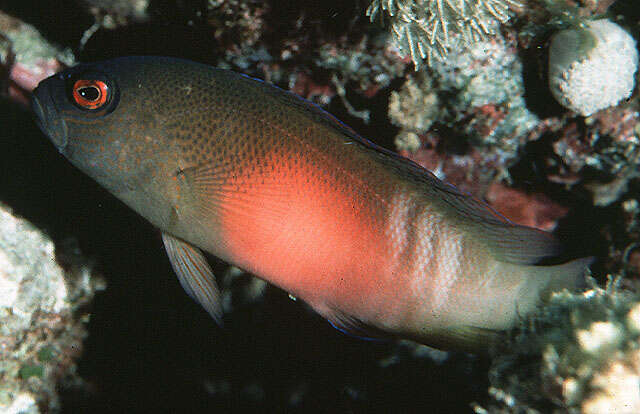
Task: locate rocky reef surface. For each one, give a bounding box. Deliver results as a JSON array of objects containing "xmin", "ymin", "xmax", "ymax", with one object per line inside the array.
[{"xmin": 0, "ymin": 203, "xmax": 103, "ymax": 413}]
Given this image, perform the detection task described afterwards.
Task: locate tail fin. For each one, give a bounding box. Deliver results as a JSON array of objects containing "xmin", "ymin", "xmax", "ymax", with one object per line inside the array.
[
  {"xmin": 536, "ymin": 256, "xmax": 594, "ymax": 300},
  {"xmin": 432, "ymin": 256, "xmax": 593, "ymax": 353},
  {"xmin": 508, "ymin": 256, "xmax": 593, "ymax": 332}
]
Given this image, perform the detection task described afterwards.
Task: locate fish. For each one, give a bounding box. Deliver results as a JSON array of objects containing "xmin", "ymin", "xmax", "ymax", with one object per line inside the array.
[{"xmin": 31, "ymin": 56, "xmax": 592, "ymax": 352}]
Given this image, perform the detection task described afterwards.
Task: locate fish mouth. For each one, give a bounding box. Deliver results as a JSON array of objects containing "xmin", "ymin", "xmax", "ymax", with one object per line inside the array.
[{"xmin": 31, "ymin": 79, "xmax": 68, "ymax": 152}]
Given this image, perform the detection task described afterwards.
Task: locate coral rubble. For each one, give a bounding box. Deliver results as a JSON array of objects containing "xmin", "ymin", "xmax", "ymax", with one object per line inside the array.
[
  {"xmin": 479, "ymin": 279, "xmax": 640, "ymax": 413},
  {"xmin": 0, "ymin": 203, "xmax": 104, "ymax": 413},
  {"xmin": 0, "ymin": 10, "xmax": 73, "ymax": 106}
]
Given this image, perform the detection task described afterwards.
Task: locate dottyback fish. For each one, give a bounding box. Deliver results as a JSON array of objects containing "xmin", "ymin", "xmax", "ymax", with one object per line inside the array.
[{"xmin": 31, "ymin": 56, "xmax": 592, "ymax": 351}]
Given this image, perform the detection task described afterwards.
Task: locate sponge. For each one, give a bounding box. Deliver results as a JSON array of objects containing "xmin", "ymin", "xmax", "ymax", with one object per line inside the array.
[{"xmin": 548, "ymin": 19, "xmax": 638, "ymax": 116}]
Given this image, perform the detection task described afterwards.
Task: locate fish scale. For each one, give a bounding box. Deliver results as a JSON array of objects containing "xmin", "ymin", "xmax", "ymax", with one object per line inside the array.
[{"xmin": 31, "ymin": 56, "xmax": 592, "ymax": 352}]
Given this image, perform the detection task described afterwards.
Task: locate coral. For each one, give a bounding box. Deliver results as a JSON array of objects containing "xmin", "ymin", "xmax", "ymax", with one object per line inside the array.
[
  {"xmin": 549, "ymin": 109, "xmax": 640, "ymax": 205},
  {"xmin": 428, "ymin": 34, "xmax": 538, "ymax": 144},
  {"xmin": 206, "ymin": 2, "xmax": 408, "ymax": 116},
  {"xmin": 548, "ymin": 19, "xmax": 638, "ymax": 116},
  {"xmin": 479, "ymin": 278, "xmax": 640, "ymax": 413},
  {"xmin": 0, "ymin": 11, "xmax": 72, "ymax": 106},
  {"xmin": 391, "ymin": 34, "xmax": 539, "ymax": 199},
  {"xmin": 0, "ymin": 203, "xmax": 104, "ymax": 413},
  {"xmin": 366, "ymin": 0, "xmax": 521, "ymax": 68},
  {"xmin": 207, "ymin": 0, "xmax": 266, "ymax": 53},
  {"xmin": 315, "ymin": 34, "xmax": 407, "ymax": 100},
  {"xmin": 81, "ymin": 0, "xmax": 149, "ymax": 28},
  {"xmin": 388, "ymin": 71, "xmax": 440, "ymax": 135},
  {"xmin": 484, "ymin": 183, "xmax": 568, "ymax": 230}
]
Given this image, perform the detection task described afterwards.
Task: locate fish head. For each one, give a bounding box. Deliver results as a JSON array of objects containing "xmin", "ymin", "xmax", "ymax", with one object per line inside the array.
[
  {"xmin": 30, "ymin": 57, "xmax": 226, "ymax": 234},
  {"xmin": 31, "ymin": 57, "xmax": 183, "ymax": 196}
]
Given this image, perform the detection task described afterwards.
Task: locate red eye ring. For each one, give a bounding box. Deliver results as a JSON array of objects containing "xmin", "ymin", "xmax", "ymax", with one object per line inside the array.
[{"xmin": 72, "ymin": 79, "xmax": 109, "ymax": 109}]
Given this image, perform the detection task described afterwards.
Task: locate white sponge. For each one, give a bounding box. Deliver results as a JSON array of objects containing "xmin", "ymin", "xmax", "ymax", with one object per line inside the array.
[{"xmin": 549, "ymin": 19, "xmax": 638, "ymax": 116}]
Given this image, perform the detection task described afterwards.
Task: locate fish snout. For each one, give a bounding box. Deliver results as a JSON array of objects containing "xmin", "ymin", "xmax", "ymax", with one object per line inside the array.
[{"xmin": 31, "ymin": 80, "xmax": 68, "ymax": 152}]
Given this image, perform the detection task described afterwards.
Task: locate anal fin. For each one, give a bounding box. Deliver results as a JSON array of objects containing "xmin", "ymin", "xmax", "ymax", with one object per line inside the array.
[
  {"xmin": 326, "ymin": 310, "xmax": 389, "ymax": 342},
  {"xmin": 162, "ymin": 232, "xmax": 223, "ymax": 325},
  {"xmin": 428, "ymin": 325, "xmax": 503, "ymax": 353}
]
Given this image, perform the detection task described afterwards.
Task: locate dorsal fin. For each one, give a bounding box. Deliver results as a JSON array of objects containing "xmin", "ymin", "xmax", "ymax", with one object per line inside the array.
[
  {"xmin": 240, "ymin": 71, "xmax": 564, "ymax": 265},
  {"xmin": 240, "ymin": 72, "xmax": 364, "ymax": 141},
  {"xmin": 373, "ymin": 153, "xmax": 565, "ymax": 265},
  {"xmin": 474, "ymin": 221, "xmax": 564, "ymax": 265}
]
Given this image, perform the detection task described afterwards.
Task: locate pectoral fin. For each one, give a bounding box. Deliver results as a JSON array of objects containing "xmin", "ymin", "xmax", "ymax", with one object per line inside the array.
[{"xmin": 162, "ymin": 232, "xmax": 223, "ymax": 325}]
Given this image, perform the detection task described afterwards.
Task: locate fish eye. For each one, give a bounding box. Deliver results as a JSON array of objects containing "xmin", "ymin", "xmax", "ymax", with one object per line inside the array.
[{"xmin": 72, "ymin": 79, "xmax": 109, "ymax": 110}]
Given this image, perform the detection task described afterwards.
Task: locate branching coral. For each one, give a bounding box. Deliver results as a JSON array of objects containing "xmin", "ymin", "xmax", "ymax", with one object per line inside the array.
[{"xmin": 366, "ymin": 0, "xmax": 521, "ymax": 68}]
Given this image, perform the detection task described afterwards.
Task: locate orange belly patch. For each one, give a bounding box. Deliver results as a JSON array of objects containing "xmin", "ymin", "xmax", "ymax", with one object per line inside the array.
[{"xmin": 217, "ymin": 148, "xmax": 390, "ymax": 309}]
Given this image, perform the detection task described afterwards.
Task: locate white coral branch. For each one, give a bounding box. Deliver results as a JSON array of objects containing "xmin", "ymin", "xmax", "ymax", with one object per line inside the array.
[{"xmin": 367, "ymin": 0, "xmax": 521, "ymax": 69}]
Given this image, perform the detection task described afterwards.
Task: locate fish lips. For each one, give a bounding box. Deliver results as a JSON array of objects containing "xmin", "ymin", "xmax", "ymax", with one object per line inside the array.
[{"xmin": 31, "ymin": 75, "xmax": 69, "ymax": 153}]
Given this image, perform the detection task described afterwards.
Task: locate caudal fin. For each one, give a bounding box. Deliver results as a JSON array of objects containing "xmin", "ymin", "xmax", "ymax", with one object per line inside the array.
[
  {"xmin": 436, "ymin": 256, "xmax": 593, "ymax": 353},
  {"xmin": 537, "ymin": 256, "xmax": 594, "ymax": 299}
]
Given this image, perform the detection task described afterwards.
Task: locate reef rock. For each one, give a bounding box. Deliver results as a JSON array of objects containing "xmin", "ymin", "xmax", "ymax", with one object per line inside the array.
[{"xmin": 0, "ymin": 203, "xmax": 103, "ymax": 413}]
